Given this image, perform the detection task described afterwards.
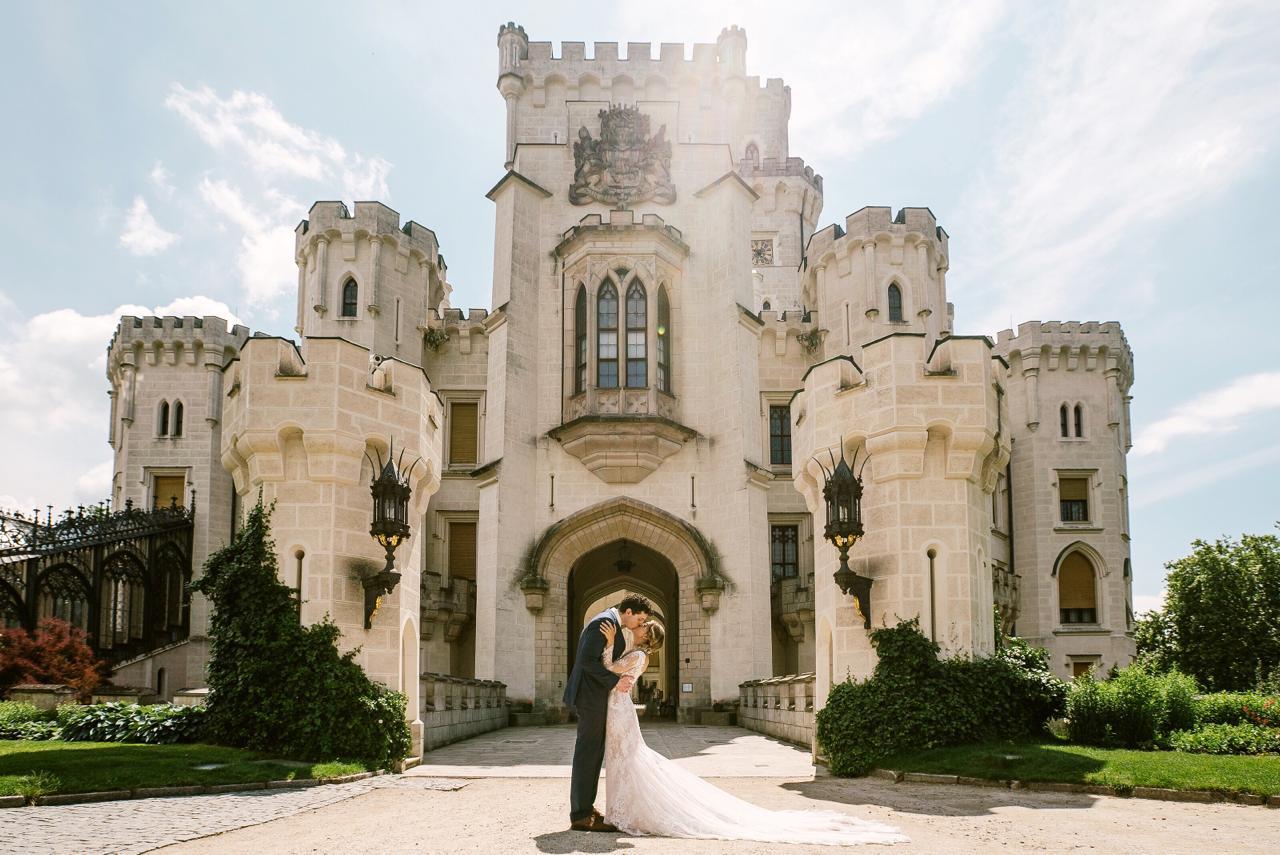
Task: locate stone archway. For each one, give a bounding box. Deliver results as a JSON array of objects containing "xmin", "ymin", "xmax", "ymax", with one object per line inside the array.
[{"xmin": 532, "ymin": 497, "xmax": 712, "ymax": 716}]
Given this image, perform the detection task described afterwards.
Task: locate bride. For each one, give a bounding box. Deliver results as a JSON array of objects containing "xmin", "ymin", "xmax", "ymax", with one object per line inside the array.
[{"xmin": 599, "ymin": 621, "xmax": 907, "ymax": 846}]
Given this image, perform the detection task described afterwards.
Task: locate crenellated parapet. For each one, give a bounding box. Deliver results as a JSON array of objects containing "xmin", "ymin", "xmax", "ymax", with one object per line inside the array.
[
  {"xmin": 739, "ymin": 155, "xmax": 822, "ymax": 195},
  {"xmin": 295, "ymin": 200, "xmax": 441, "ymax": 269},
  {"xmin": 426, "ymin": 307, "xmax": 491, "ymax": 356},
  {"xmin": 994, "ymin": 320, "xmax": 1134, "ymax": 390},
  {"xmin": 743, "ymin": 306, "xmax": 822, "ymax": 359}
]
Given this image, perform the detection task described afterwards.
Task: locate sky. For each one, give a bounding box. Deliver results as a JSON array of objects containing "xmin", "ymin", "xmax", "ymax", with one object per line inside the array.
[{"xmin": 1, "ymin": 1, "xmax": 1278, "ymax": 618}]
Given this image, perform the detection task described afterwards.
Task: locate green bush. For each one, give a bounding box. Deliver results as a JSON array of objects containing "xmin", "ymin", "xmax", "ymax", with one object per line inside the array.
[
  {"xmin": 1170, "ymin": 723, "xmax": 1280, "ymax": 755},
  {"xmin": 1066, "ymin": 665, "xmax": 1199, "ymax": 748},
  {"xmin": 190, "ymin": 499, "xmax": 411, "ymax": 769},
  {"xmin": 1192, "ymin": 692, "xmax": 1279, "ymax": 726},
  {"xmin": 0, "ymin": 700, "xmax": 58, "ymax": 739},
  {"xmin": 56, "ymin": 702, "xmax": 206, "ymax": 745},
  {"xmin": 815, "ymin": 620, "xmax": 1067, "ymax": 776}
]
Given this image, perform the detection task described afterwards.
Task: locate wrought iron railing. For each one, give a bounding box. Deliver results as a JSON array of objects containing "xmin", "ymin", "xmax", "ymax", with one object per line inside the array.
[{"xmin": 0, "ymin": 499, "xmax": 194, "ymax": 565}]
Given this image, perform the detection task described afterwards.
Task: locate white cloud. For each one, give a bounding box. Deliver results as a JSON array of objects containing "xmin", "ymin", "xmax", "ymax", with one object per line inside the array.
[
  {"xmin": 119, "ymin": 196, "xmax": 178, "ymax": 256},
  {"xmin": 1134, "ymin": 443, "xmax": 1280, "ymax": 509},
  {"xmin": 0, "ymin": 297, "xmax": 241, "ymax": 511},
  {"xmin": 961, "ymin": 1, "xmax": 1280, "ymax": 330},
  {"xmin": 1133, "ymin": 590, "xmax": 1166, "ymax": 617},
  {"xmin": 149, "ymin": 161, "xmax": 174, "ymax": 197},
  {"xmin": 618, "ymin": 1, "xmax": 1008, "ymax": 160},
  {"xmin": 166, "ymin": 84, "xmax": 390, "ymax": 199},
  {"xmin": 198, "ymin": 178, "xmax": 298, "ymax": 306},
  {"xmin": 1134, "ymin": 372, "xmax": 1280, "ymax": 456}
]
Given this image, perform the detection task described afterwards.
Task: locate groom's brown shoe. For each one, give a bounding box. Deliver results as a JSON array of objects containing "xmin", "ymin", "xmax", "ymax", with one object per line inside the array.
[{"xmin": 569, "ymin": 809, "xmax": 618, "ymax": 832}]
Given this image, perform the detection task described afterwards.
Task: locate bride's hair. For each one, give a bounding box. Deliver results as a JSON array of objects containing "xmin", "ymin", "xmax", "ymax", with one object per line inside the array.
[{"xmin": 639, "ymin": 620, "xmax": 664, "ymax": 654}]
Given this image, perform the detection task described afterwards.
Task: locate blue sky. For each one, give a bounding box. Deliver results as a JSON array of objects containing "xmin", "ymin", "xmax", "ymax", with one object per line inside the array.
[{"xmin": 1, "ymin": 1, "xmax": 1278, "ymax": 617}]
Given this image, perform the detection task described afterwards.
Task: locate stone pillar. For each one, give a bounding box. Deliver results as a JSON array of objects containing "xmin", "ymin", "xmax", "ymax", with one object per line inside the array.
[
  {"xmin": 368, "ymin": 235, "xmax": 382, "ymax": 315},
  {"xmin": 1123, "ymin": 395, "xmax": 1134, "ymax": 452},
  {"xmin": 915, "ymin": 242, "xmax": 930, "ymax": 318},
  {"xmin": 862, "ymin": 241, "xmax": 877, "ymax": 318},
  {"xmin": 120, "ymin": 361, "xmax": 136, "ymax": 424},
  {"xmin": 1022, "ymin": 355, "xmax": 1040, "ymax": 431},
  {"xmin": 1105, "ymin": 367, "xmax": 1120, "ymax": 428},
  {"xmin": 107, "ymin": 389, "xmax": 117, "ymax": 446},
  {"xmin": 295, "ymin": 252, "xmax": 307, "ymax": 334},
  {"xmin": 205, "ymin": 363, "xmax": 222, "ymax": 426},
  {"xmin": 312, "ymin": 236, "xmax": 329, "ymax": 315},
  {"xmin": 499, "ymin": 89, "xmax": 520, "ymax": 170}
]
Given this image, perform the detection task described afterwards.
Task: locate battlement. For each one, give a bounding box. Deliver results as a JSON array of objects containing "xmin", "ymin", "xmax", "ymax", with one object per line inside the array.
[
  {"xmin": 738, "ymin": 155, "xmax": 822, "ymax": 195},
  {"xmin": 108, "ymin": 315, "xmax": 251, "ymax": 370},
  {"xmin": 806, "ymin": 206, "xmax": 948, "ymax": 264},
  {"xmin": 994, "ymin": 320, "xmax": 1134, "ymax": 383},
  {"xmin": 295, "ymin": 201, "xmax": 439, "ymax": 262}
]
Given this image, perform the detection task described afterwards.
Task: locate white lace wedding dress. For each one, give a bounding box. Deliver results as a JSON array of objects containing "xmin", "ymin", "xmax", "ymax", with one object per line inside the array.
[{"xmin": 602, "ymin": 647, "xmax": 907, "ymax": 846}]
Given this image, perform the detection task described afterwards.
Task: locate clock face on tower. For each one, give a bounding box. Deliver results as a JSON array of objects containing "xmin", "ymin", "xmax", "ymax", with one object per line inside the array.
[{"xmin": 751, "ymin": 239, "xmax": 774, "ymax": 266}]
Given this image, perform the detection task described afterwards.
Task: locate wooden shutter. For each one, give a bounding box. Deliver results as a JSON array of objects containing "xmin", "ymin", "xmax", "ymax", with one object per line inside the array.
[
  {"xmin": 1059, "ymin": 477, "xmax": 1088, "ymax": 501},
  {"xmin": 450, "ymin": 402, "xmax": 478, "ymax": 465},
  {"xmin": 448, "ymin": 521, "xmax": 477, "ymax": 580},
  {"xmin": 1059, "ymin": 553, "xmax": 1096, "ymax": 609},
  {"xmin": 154, "ymin": 476, "xmax": 185, "ymax": 509}
]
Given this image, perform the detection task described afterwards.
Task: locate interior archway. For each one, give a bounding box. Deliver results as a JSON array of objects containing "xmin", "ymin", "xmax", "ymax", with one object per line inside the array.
[{"xmin": 569, "ymin": 540, "xmax": 678, "ymax": 717}]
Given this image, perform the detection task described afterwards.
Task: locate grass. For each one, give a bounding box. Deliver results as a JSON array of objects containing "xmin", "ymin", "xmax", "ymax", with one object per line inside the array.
[
  {"xmin": 0, "ymin": 740, "xmax": 368, "ymax": 797},
  {"xmin": 882, "ymin": 739, "xmax": 1280, "ymax": 797}
]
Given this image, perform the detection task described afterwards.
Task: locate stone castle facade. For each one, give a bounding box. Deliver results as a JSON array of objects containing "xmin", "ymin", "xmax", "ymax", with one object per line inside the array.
[{"xmin": 105, "ymin": 23, "xmax": 1135, "ymax": 748}]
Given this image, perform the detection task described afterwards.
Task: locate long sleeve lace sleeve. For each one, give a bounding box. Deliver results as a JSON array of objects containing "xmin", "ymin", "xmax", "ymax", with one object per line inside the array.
[{"xmin": 603, "ymin": 645, "xmax": 642, "ymax": 675}]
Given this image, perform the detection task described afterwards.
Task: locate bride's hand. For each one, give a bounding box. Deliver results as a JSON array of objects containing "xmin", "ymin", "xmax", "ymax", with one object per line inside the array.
[{"xmin": 600, "ymin": 622, "xmax": 616, "ymax": 645}]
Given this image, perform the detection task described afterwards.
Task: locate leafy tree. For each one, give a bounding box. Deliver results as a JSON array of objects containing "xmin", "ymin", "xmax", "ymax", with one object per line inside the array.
[
  {"xmin": 190, "ymin": 498, "xmax": 410, "ymax": 768},
  {"xmin": 1137, "ymin": 527, "xmax": 1280, "ymax": 692},
  {"xmin": 0, "ymin": 618, "xmax": 107, "ymax": 700}
]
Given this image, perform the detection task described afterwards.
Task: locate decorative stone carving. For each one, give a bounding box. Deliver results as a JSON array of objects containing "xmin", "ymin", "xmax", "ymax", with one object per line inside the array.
[
  {"xmin": 548, "ymin": 415, "xmax": 695, "ymax": 484},
  {"xmin": 570, "ymin": 106, "xmax": 675, "ymax": 208}
]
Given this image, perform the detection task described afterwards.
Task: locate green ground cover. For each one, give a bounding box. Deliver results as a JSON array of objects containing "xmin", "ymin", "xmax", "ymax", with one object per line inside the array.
[
  {"xmin": 0, "ymin": 740, "xmax": 366, "ymax": 797},
  {"xmin": 882, "ymin": 739, "xmax": 1280, "ymax": 797}
]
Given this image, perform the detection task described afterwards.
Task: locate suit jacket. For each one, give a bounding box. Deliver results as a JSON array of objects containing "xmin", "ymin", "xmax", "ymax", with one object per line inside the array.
[{"xmin": 563, "ymin": 607, "xmax": 627, "ymax": 710}]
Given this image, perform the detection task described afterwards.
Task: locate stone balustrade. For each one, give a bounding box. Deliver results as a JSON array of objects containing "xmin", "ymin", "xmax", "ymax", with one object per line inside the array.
[
  {"xmin": 738, "ymin": 673, "xmax": 815, "ymax": 749},
  {"xmin": 420, "ymin": 673, "xmax": 508, "ymax": 751}
]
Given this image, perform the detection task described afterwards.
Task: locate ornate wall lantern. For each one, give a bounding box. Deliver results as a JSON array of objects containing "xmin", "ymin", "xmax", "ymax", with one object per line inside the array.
[
  {"xmin": 817, "ymin": 447, "xmax": 873, "ymax": 629},
  {"xmin": 364, "ymin": 442, "xmax": 421, "ymax": 629}
]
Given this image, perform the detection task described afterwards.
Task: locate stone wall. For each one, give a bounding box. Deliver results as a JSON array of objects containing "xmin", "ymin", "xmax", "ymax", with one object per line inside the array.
[
  {"xmin": 738, "ymin": 673, "xmax": 814, "ymax": 749},
  {"xmin": 420, "ymin": 673, "xmax": 508, "ymax": 752}
]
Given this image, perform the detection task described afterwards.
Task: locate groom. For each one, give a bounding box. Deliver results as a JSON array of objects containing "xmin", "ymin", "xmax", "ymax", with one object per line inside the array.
[{"xmin": 564, "ymin": 593, "xmax": 652, "ymax": 832}]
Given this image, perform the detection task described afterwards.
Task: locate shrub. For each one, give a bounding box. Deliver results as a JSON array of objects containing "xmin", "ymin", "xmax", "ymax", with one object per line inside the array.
[
  {"xmin": 0, "ymin": 618, "xmax": 108, "ymax": 700},
  {"xmin": 815, "ymin": 619, "xmax": 1067, "ymax": 776},
  {"xmin": 57, "ymin": 702, "xmax": 206, "ymax": 744},
  {"xmin": 1066, "ymin": 665, "xmax": 1199, "ymax": 748},
  {"xmin": 190, "ymin": 499, "xmax": 411, "ymax": 769},
  {"xmin": 1170, "ymin": 723, "xmax": 1280, "ymax": 755},
  {"xmin": 1193, "ymin": 692, "xmax": 1278, "ymax": 726}
]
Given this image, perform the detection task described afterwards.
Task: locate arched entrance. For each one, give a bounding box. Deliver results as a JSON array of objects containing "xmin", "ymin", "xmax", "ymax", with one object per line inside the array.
[
  {"xmin": 532, "ymin": 497, "xmax": 712, "ymax": 717},
  {"xmin": 569, "ymin": 540, "xmax": 678, "ymax": 717}
]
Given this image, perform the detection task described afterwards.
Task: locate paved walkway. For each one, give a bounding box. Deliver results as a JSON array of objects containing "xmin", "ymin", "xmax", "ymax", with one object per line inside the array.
[
  {"xmin": 410, "ymin": 723, "xmax": 817, "ymax": 778},
  {"xmin": 7, "ymin": 725, "xmax": 1280, "ymax": 854},
  {"xmin": 0, "ymin": 776, "xmax": 467, "ymax": 855}
]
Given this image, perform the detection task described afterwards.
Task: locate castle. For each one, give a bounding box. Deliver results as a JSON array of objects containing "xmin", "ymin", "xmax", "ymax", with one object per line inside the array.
[{"xmin": 101, "ymin": 23, "xmax": 1135, "ymax": 752}]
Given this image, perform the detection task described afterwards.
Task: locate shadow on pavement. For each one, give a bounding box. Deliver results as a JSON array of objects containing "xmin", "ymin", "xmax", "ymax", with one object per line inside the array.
[
  {"xmin": 533, "ymin": 829, "xmax": 639, "ymax": 853},
  {"xmin": 782, "ymin": 777, "xmax": 1104, "ymax": 818}
]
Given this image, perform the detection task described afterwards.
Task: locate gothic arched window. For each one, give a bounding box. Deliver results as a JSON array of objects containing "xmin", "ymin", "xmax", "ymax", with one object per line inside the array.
[
  {"xmin": 887, "ymin": 283, "xmax": 904, "ymax": 323},
  {"xmin": 597, "ymin": 280, "xmax": 619, "ymax": 389},
  {"xmin": 625, "ymin": 280, "xmax": 647, "ymax": 388},
  {"xmin": 1059, "ymin": 404, "xmax": 1070, "ymax": 438},
  {"xmin": 100, "ymin": 552, "xmax": 146, "ymax": 648},
  {"xmin": 1074, "ymin": 403, "xmax": 1084, "ymax": 438},
  {"xmin": 172, "ymin": 401, "xmax": 184, "ymax": 437},
  {"xmin": 341, "ymin": 278, "xmax": 358, "ymax": 317},
  {"xmin": 745, "ymin": 142, "xmax": 760, "ymax": 166},
  {"xmin": 157, "ymin": 401, "xmax": 170, "ymax": 437},
  {"xmin": 1059, "ymin": 552, "xmax": 1098, "ymax": 624},
  {"xmin": 574, "ymin": 284, "xmax": 587, "ymax": 394},
  {"xmin": 657, "ymin": 286, "xmax": 671, "ymax": 394}
]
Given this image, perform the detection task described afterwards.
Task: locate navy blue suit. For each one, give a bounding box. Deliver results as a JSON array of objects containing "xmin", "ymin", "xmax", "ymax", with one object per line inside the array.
[{"xmin": 565, "ymin": 609, "xmax": 627, "ymax": 821}]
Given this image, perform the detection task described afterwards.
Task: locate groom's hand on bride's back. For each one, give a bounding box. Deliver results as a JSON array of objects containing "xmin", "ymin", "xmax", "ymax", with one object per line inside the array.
[{"xmin": 616, "ymin": 675, "xmax": 636, "ymax": 693}]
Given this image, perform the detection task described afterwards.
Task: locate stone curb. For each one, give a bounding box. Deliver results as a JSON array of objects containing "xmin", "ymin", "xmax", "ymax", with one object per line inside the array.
[
  {"xmin": 875, "ymin": 769, "xmax": 1276, "ymax": 808},
  {"xmin": 8, "ymin": 769, "xmax": 384, "ymax": 808}
]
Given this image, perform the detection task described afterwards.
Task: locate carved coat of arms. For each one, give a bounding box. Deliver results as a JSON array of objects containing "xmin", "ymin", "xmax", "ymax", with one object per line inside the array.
[{"xmin": 570, "ymin": 106, "xmax": 675, "ymax": 207}]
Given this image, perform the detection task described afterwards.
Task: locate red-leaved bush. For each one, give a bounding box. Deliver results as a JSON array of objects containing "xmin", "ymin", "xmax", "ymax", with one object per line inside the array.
[{"xmin": 0, "ymin": 618, "xmax": 107, "ymax": 700}]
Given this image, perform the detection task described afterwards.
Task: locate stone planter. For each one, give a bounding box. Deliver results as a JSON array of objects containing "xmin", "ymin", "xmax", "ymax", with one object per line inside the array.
[
  {"xmin": 520, "ymin": 576, "xmax": 550, "ymax": 613},
  {"xmin": 695, "ymin": 575, "xmax": 725, "ymax": 614},
  {"xmin": 6, "ymin": 684, "xmax": 78, "ymax": 710}
]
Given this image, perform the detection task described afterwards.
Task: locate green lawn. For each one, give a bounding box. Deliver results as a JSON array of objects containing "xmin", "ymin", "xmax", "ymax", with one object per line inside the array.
[
  {"xmin": 882, "ymin": 740, "xmax": 1280, "ymax": 797},
  {"xmin": 0, "ymin": 740, "xmax": 367, "ymax": 797}
]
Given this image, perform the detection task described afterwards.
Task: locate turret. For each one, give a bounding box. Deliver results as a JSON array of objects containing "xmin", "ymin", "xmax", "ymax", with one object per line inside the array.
[
  {"xmin": 294, "ymin": 201, "xmax": 446, "ymax": 367},
  {"xmin": 717, "ymin": 25, "xmax": 747, "ymax": 77},
  {"xmin": 497, "ymin": 22, "xmax": 529, "ymax": 169}
]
